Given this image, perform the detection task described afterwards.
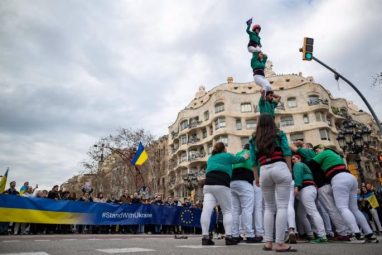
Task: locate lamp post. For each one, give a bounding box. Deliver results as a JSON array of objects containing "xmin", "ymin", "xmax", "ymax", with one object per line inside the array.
[
  {"xmin": 336, "ymin": 117, "xmax": 372, "ymax": 184},
  {"xmin": 182, "ymin": 171, "xmax": 198, "ymax": 199}
]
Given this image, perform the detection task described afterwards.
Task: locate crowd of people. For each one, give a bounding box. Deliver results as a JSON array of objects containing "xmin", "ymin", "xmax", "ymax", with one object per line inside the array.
[
  {"xmin": 0, "ymin": 183, "xmax": 207, "ymax": 236},
  {"xmin": 197, "ymin": 19, "xmax": 382, "ymax": 250}
]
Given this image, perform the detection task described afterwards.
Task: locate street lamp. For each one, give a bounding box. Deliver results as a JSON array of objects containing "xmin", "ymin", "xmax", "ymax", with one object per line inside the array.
[
  {"xmin": 182, "ymin": 171, "xmax": 198, "ymax": 195},
  {"xmin": 337, "ymin": 117, "xmax": 373, "ymax": 184}
]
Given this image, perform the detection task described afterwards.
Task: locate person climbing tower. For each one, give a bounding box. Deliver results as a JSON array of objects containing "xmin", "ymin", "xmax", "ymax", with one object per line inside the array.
[
  {"xmin": 251, "ymin": 51, "xmax": 272, "ymax": 92},
  {"xmin": 246, "ymin": 17, "xmax": 262, "ymax": 53}
]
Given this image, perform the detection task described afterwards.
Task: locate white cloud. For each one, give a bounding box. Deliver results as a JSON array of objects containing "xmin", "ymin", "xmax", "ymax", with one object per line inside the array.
[{"xmin": 0, "ymin": 0, "xmax": 381, "ymax": 190}]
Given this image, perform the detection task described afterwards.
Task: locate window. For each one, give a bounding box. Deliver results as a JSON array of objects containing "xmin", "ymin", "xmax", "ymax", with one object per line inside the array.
[
  {"xmin": 180, "ymin": 135, "xmax": 187, "ymax": 145},
  {"xmin": 241, "ymin": 137, "xmax": 249, "ymax": 148},
  {"xmin": 287, "ymin": 97, "xmax": 297, "ymax": 108},
  {"xmin": 180, "ymin": 152, "xmax": 187, "ymax": 162},
  {"xmin": 308, "ymin": 95, "xmax": 320, "ymax": 105},
  {"xmin": 327, "ymin": 115, "xmax": 332, "ymax": 126},
  {"xmin": 207, "ymin": 144, "xmax": 213, "ymax": 155},
  {"xmin": 290, "ymin": 132, "xmax": 304, "ymax": 142},
  {"xmin": 180, "ymin": 120, "xmax": 188, "ymax": 130},
  {"xmin": 215, "ymin": 102, "xmax": 225, "ymax": 113},
  {"xmin": 236, "ymin": 119, "xmax": 242, "ymax": 130},
  {"xmin": 215, "ymin": 117, "xmax": 226, "ymax": 129},
  {"xmin": 280, "ymin": 116, "xmax": 294, "ymax": 127},
  {"xmin": 216, "ymin": 136, "xmax": 228, "ymax": 147},
  {"xmin": 246, "ymin": 119, "xmax": 257, "ymax": 129},
  {"xmin": 204, "ymin": 111, "xmax": 209, "ymax": 121},
  {"xmin": 303, "ymin": 114, "xmax": 309, "ymax": 124},
  {"xmin": 241, "ymin": 102, "xmax": 252, "ymax": 112},
  {"xmin": 202, "ymin": 128, "xmax": 207, "ymax": 139},
  {"xmin": 315, "ymin": 111, "xmax": 325, "ymax": 122},
  {"xmin": 319, "ymin": 129, "xmax": 330, "ymax": 140}
]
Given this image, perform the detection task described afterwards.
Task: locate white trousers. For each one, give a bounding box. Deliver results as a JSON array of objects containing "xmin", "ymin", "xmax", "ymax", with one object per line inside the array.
[
  {"xmin": 298, "ymin": 186, "xmax": 326, "ymax": 237},
  {"xmin": 231, "ymin": 180, "xmax": 255, "ymax": 237},
  {"xmin": 260, "ymin": 161, "xmax": 292, "ymax": 243},
  {"xmin": 288, "ymin": 181, "xmax": 296, "ymax": 230},
  {"xmin": 317, "ymin": 184, "xmax": 349, "ymax": 236},
  {"xmin": 253, "ymin": 183, "xmax": 265, "ymax": 236},
  {"xmin": 201, "ymin": 185, "xmax": 233, "ymax": 236},
  {"xmin": 296, "ymin": 201, "xmax": 313, "ymax": 236},
  {"xmin": 370, "ymin": 208, "xmax": 382, "ymax": 231},
  {"xmin": 254, "ymin": 75, "xmax": 272, "ymax": 92},
  {"xmin": 317, "ymin": 199, "xmax": 334, "ymax": 236},
  {"xmin": 331, "ymin": 172, "xmax": 372, "ymax": 235},
  {"xmin": 248, "ymin": 46, "xmax": 262, "ymax": 53}
]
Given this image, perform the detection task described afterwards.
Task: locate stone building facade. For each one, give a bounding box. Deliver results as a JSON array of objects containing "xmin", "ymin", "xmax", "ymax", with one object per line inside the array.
[
  {"xmin": 62, "ymin": 64, "xmax": 382, "ymax": 200},
  {"xmin": 167, "ymin": 63, "xmax": 382, "ymax": 200}
]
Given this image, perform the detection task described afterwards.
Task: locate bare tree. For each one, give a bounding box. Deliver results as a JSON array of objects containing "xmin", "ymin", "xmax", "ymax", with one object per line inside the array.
[
  {"xmin": 372, "ymin": 72, "xmax": 382, "ymax": 87},
  {"xmin": 80, "ymin": 128, "xmax": 155, "ymax": 194}
]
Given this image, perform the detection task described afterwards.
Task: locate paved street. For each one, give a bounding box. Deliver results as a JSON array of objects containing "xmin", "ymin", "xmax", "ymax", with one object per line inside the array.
[{"xmin": 0, "ymin": 234, "xmax": 381, "ymax": 255}]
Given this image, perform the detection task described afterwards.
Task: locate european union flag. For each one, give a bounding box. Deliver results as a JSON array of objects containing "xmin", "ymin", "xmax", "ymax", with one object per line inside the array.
[{"xmin": 130, "ymin": 142, "xmax": 148, "ymax": 166}]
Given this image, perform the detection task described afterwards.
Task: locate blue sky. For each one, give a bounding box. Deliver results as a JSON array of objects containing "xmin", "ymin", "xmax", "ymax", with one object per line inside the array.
[{"xmin": 0, "ymin": 0, "xmax": 381, "ymax": 190}]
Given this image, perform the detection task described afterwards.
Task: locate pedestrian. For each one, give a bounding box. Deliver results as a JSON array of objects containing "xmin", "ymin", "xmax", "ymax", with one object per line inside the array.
[
  {"xmin": 249, "ymin": 114, "xmax": 296, "ymax": 252},
  {"xmin": 200, "ymin": 142, "xmax": 249, "ymax": 246}
]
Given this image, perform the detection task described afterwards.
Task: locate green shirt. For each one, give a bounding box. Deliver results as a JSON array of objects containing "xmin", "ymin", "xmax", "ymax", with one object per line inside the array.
[
  {"xmin": 259, "ymin": 97, "xmax": 278, "ymax": 117},
  {"xmin": 293, "ymin": 161, "xmax": 314, "ymax": 188},
  {"xmin": 246, "ymin": 24, "xmax": 261, "ymax": 45},
  {"xmin": 251, "ymin": 53, "xmax": 268, "ymax": 70},
  {"xmin": 206, "ymin": 152, "xmax": 246, "ymax": 177},
  {"xmin": 312, "ymin": 149, "xmax": 345, "ymax": 173},
  {"xmin": 249, "ymin": 130, "xmax": 292, "ymax": 168},
  {"xmin": 232, "ymin": 149, "xmax": 253, "ymax": 171},
  {"xmin": 296, "ymin": 147, "xmax": 316, "ymax": 162}
]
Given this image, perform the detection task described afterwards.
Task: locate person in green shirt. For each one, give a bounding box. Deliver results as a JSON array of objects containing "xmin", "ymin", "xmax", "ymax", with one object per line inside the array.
[
  {"xmin": 292, "ymin": 142, "xmax": 351, "ymax": 241},
  {"xmin": 230, "ymin": 144, "xmax": 259, "ymax": 243},
  {"xmin": 249, "ymin": 114, "xmax": 296, "ymax": 252},
  {"xmin": 292, "ymin": 154, "xmax": 327, "ymax": 243},
  {"xmin": 258, "ymin": 90, "xmax": 281, "ymax": 117},
  {"xmin": 200, "ymin": 142, "xmax": 248, "ymax": 246},
  {"xmin": 246, "ymin": 17, "xmax": 262, "ymax": 53},
  {"xmin": 309, "ymin": 147, "xmax": 377, "ymax": 243},
  {"xmin": 252, "ymin": 52, "xmax": 272, "ymax": 93}
]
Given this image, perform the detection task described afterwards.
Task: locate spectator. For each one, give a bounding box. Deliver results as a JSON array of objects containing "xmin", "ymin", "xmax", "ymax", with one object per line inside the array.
[
  {"xmin": 4, "ymin": 181, "xmax": 19, "ymax": 195},
  {"xmin": 47, "ymin": 185, "xmax": 60, "ymax": 200}
]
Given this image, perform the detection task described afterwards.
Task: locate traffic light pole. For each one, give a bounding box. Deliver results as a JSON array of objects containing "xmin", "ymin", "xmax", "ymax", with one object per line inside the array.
[{"xmin": 312, "ymin": 56, "xmax": 382, "ymax": 134}]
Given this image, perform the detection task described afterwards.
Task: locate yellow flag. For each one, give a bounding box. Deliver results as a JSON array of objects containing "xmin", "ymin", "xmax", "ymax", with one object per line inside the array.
[
  {"xmin": 366, "ymin": 193, "xmax": 379, "ymax": 209},
  {"xmin": 0, "ymin": 168, "xmax": 9, "ymax": 193}
]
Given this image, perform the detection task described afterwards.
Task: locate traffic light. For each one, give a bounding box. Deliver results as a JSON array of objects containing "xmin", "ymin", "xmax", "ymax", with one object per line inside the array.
[{"xmin": 299, "ymin": 37, "xmax": 314, "ymax": 61}]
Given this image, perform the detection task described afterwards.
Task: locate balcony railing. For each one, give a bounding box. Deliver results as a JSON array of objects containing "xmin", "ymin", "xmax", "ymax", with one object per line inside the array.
[
  {"xmin": 308, "ymin": 98, "xmax": 329, "ymax": 106},
  {"xmin": 189, "ymin": 152, "xmax": 206, "ymax": 161},
  {"xmin": 188, "ymin": 137, "xmax": 201, "ymax": 144},
  {"xmin": 276, "ymin": 102, "xmax": 285, "ymax": 111}
]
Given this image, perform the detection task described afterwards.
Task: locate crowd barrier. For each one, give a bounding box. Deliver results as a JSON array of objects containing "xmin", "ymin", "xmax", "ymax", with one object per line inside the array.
[{"xmin": 0, "ymin": 195, "xmax": 216, "ymax": 228}]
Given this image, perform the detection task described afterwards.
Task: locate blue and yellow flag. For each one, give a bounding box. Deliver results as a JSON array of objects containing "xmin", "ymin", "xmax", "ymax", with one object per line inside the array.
[
  {"xmin": 0, "ymin": 168, "xmax": 9, "ymax": 193},
  {"xmin": 130, "ymin": 142, "xmax": 148, "ymax": 166},
  {"xmin": 365, "ymin": 192, "xmax": 379, "ymax": 209}
]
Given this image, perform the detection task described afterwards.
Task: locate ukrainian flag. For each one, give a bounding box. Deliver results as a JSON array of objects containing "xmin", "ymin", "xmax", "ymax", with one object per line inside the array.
[
  {"xmin": 130, "ymin": 142, "xmax": 148, "ymax": 166},
  {"xmin": 0, "ymin": 168, "xmax": 9, "ymax": 193}
]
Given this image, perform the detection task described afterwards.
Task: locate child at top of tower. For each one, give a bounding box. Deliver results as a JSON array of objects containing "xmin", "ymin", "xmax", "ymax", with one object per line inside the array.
[{"xmin": 246, "ymin": 17, "xmax": 262, "ymax": 53}]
